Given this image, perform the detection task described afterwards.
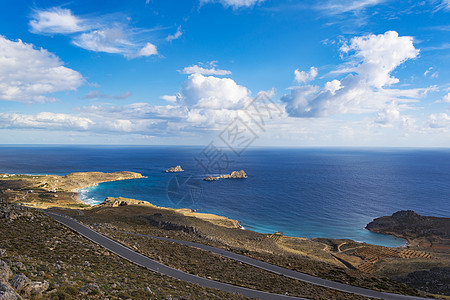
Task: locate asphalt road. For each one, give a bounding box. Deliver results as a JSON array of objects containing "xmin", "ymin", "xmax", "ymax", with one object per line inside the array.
[
  {"xmin": 46, "ymin": 212, "xmax": 303, "ymax": 300},
  {"xmin": 46, "ymin": 212, "xmax": 430, "ymax": 300}
]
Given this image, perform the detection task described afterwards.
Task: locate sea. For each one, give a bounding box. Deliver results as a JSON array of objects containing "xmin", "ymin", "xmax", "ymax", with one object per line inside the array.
[{"xmin": 0, "ymin": 145, "xmax": 449, "ymax": 247}]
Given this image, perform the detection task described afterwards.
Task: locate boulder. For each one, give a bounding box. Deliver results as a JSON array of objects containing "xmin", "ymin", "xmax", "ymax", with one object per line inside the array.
[
  {"xmin": 203, "ymin": 176, "xmax": 217, "ymax": 181},
  {"xmin": 81, "ymin": 283, "xmax": 99, "ymax": 293},
  {"xmin": 0, "ymin": 282, "xmax": 19, "ymax": 300},
  {"xmin": 29, "ymin": 281, "xmax": 49, "ymax": 295},
  {"xmin": 10, "ymin": 274, "xmax": 31, "ymax": 294},
  {"xmin": 0, "ymin": 261, "xmax": 12, "ymax": 282}
]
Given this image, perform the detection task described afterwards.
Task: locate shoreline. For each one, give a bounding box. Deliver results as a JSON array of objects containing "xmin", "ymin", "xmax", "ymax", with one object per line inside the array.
[
  {"xmin": 77, "ymin": 186, "xmax": 409, "ymax": 248},
  {"xmin": 0, "ymin": 171, "xmax": 418, "ymax": 247}
]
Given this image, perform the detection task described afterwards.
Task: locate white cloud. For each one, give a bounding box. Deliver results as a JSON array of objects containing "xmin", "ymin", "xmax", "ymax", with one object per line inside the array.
[
  {"xmin": 435, "ymin": 0, "xmax": 450, "ymax": 11},
  {"xmin": 200, "ymin": 0, "xmax": 264, "ymax": 9},
  {"xmin": 0, "ymin": 36, "xmax": 83, "ymax": 103},
  {"xmin": 0, "ymin": 112, "xmax": 94, "ymax": 130},
  {"xmin": 137, "ymin": 42, "xmax": 158, "ymax": 57},
  {"xmin": 374, "ymin": 109, "xmax": 399, "ymax": 125},
  {"xmin": 179, "ymin": 63, "xmax": 232, "ymax": 76},
  {"xmin": 436, "ymin": 93, "xmax": 450, "ymax": 103},
  {"xmin": 83, "ymin": 91, "xmax": 132, "ymax": 100},
  {"xmin": 178, "ymin": 73, "xmax": 249, "ymax": 110},
  {"xmin": 30, "ymin": 7, "xmax": 159, "ymax": 59},
  {"xmin": 160, "ymin": 95, "xmax": 177, "ymax": 103},
  {"xmin": 166, "ymin": 26, "xmax": 183, "ymax": 42},
  {"xmin": 294, "ymin": 67, "xmax": 318, "ymax": 84},
  {"xmin": 319, "ymin": 0, "xmax": 386, "ymax": 15},
  {"xmin": 73, "ymin": 27, "xmax": 134, "ymax": 54},
  {"xmin": 29, "ymin": 7, "xmax": 88, "ymax": 34},
  {"xmin": 281, "ymin": 31, "xmax": 423, "ymax": 117},
  {"xmin": 424, "ymin": 67, "xmax": 438, "ymax": 78},
  {"xmin": 340, "ymin": 31, "xmax": 419, "ymax": 88},
  {"xmin": 427, "ymin": 113, "xmax": 450, "ymax": 129}
]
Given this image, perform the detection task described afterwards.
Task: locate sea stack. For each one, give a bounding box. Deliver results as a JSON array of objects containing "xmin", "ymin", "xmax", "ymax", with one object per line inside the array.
[{"xmin": 165, "ymin": 165, "xmax": 184, "ymax": 172}]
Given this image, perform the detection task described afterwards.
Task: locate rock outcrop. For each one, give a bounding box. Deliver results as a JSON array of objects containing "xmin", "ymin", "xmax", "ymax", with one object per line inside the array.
[
  {"xmin": 165, "ymin": 166, "xmax": 184, "ymax": 173},
  {"xmin": 0, "ymin": 261, "xmax": 12, "ymax": 282},
  {"xmin": 0, "ymin": 282, "xmax": 19, "ymax": 300},
  {"xmin": 366, "ymin": 210, "xmax": 450, "ymax": 248},
  {"xmin": 10, "ymin": 274, "xmax": 31, "ymax": 294},
  {"xmin": 203, "ymin": 170, "xmax": 247, "ymax": 181},
  {"xmin": 95, "ymin": 197, "xmax": 150, "ymax": 208}
]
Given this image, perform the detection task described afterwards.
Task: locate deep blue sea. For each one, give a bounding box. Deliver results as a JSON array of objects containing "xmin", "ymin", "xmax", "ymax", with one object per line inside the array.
[{"xmin": 1, "ymin": 145, "xmax": 449, "ymax": 247}]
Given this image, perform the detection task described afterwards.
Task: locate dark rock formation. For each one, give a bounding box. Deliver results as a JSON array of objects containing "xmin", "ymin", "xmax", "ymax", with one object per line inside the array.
[{"xmin": 165, "ymin": 165, "xmax": 184, "ymax": 172}]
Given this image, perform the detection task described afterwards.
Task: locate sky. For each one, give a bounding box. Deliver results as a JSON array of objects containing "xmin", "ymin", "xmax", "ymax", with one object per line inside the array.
[{"xmin": 0, "ymin": 0, "xmax": 449, "ymax": 147}]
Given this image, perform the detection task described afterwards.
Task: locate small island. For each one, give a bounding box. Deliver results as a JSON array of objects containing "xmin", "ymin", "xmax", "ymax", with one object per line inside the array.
[
  {"xmin": 165, "ymin": 166, "xmax": 184, "ymax": 173},
  {"xmin": 204, "ymin": 170, "xmax": 247, "ymax": 181}
]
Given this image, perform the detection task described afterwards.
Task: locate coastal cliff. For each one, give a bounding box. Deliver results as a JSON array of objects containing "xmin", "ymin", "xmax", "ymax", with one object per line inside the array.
[{"xmin": 204, "ymin": 170, "xmax": 247, "ymax": 181}]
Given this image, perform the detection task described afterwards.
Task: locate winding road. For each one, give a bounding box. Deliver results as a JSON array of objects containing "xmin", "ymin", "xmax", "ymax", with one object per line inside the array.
[{"xmin": 46, "ymin": 212, "xmax": 430, "ymax": 300}]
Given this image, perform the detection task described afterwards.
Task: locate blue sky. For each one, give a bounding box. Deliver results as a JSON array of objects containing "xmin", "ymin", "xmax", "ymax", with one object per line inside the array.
[{"xmin": 0, "ymin": 0, "xmax": 449, "ymax": 146}]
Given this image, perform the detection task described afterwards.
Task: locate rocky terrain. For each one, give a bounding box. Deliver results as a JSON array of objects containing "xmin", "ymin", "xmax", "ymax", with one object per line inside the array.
[
  {"xmin": 366, "ymin": 210, "xmax": 450, "ymax": 249},
  {"xmin": 204, "ymin": 170, "xmax": 247, "ymax": 181},
  {"xmin": 1, "ymin": 173, "xmax": 447, "ymax": 298},
  {"xmin": 0, "ymin": 198, "xmax": 247, "ymax": 299},
  {"xmin": 165, "ymin": 166, "xmax": 183, "ymax": 172}
]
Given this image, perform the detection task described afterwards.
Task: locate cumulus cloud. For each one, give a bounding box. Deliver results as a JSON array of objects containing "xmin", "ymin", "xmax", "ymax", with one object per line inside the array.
[
  {"xmin": 83, "ymin": 91, "xmax": 132, "ymax": 100},
  {"xmin": 178, "ymin": 73, "xmax": 249, "ymax": 110},
  {"xmin": 294, "ymin": 67, "xmax": 318, "ymax": 84},
  {"xmin": 0, "ymin": 36, "xmax": 83, "ymax": 103},
  {"xmin": 137, "ymin": 42, "xmax": 158, "ymax": 57},
  {"xmin": 179, "ymin": 62, "xmax": 232, "ymax": 76},
  {"xmin": 200, "ymin": 0, "xmax": 264, "ymax": 9},
  {"xmin": 374, "ymin": 102, "xmax": 414, "ymax": 129},
  {"xmin": 160, "ymin": 95, "xmax": 177, "ymax": 103},
  {"xmin": 29, "ymin": 7, "xmax": 88, "ymax": 34},
  {"xmin": 281, "ymin": 31, "xmax": 423, "ymax": 117},
  {"xmin": 437, "ymin": 93, "xmax": 450, "ymax": 103},
  {"xmin": 166, "ymin": 26, "xmax": 183, "ymax": 42},
  {"xmin": 427, "ymin": 113, "xmax": 450, "ymax": 129}
]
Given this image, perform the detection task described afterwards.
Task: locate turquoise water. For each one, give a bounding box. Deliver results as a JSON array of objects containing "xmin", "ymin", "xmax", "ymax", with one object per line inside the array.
[{"xmin": 1, "ymin": 146, "xmax": 449, "ymax": 247}]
